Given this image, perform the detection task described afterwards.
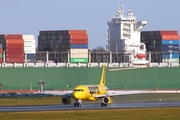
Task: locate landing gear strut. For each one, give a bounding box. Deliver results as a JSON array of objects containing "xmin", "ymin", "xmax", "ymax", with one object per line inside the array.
[{"xmin": 74, "ymin": 100, "xmax": 82, "ymax": 107}]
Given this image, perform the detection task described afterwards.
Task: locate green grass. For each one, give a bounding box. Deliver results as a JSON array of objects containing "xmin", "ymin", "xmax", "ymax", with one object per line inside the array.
[
  {"xmin": 1, "ymin": 108, "xmax": 180, "ymax": 120},
  {"xmin": 0, "ymin": 96, "xmax": 61, "ymax": 106}
]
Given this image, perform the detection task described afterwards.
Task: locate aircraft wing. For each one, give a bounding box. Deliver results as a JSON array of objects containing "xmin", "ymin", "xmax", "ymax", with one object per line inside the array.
[
  {"xmin": 34, "ymin": 91, "xmax": 73, "ymax": 97},
  {"xmin": 94, "ymin": 90, "xmax": 180, "ymax": 98}
]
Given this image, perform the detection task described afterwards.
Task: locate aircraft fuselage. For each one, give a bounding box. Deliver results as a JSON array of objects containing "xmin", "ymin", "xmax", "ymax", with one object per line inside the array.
[{"xmin": 73, "ymin": 85, "xmax": 107, "ymax": 101}]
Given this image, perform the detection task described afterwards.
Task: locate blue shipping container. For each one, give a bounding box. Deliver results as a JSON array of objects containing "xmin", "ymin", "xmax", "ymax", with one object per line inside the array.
[
  {"xmin": 162, "ymin": 53, "xmax": 179, "ymax": 58},
  {"xmin": 162, "ymin": 40, "xmax": 179, "ymax": 44},
  {"xmin": 70, "ymin": 44, "xmax": 88, "ymax": 49},
  {"xmin": 27, "ymin": 54, "xmax": 36, "ymax": 58},
  {"xmin": 27, "ymin": 54, "xmax": 36, "ymax": 62},
  {"xmin": 27, "ymin": 58, "xmax": 36, "ymax": 63},
  {"xmin": 162, "ymin": 51, "xmax": 179, "ymax": 54},
  {"xmin": 162, "ymin": 44, "xmax": 179, "ymax": 51}
]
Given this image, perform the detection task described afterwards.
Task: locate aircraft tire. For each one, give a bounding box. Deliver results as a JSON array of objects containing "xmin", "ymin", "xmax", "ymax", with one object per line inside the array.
[
  {"xmin": 74, "ymin": 103, "xmax": 77, "ymax": 107},
  {"xmin": 101, "ymin": 103, "xmax": 107, "ymax": 107},
  {"xmin": 76, "ymin": 103, "xmax": 82, "ymax": 107},
  {"xmin": 101, "ymin": 103, "xmax": 104, "ymax": 107}
]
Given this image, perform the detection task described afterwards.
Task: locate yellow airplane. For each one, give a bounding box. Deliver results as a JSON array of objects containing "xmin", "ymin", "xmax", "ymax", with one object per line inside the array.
[{"xmin": 37, "ymin": 64, "xmax": 180, "ymax": 107}]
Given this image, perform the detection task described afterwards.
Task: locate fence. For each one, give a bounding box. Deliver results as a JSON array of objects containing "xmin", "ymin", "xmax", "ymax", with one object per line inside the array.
[{"xmin": 33, "ymin": 51, "xmax": 179, "ymax": 63}]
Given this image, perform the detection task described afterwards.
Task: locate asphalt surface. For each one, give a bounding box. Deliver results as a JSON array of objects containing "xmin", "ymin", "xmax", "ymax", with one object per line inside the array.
[{"xmin": 0, "ymin": 101, "xmax": 180, "ymax": 112}]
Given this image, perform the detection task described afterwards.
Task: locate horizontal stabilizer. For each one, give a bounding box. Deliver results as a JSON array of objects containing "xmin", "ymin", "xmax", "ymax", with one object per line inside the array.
[{"xmin": 107, "ymin": 66, "xmax": 148, "ymax": 72}]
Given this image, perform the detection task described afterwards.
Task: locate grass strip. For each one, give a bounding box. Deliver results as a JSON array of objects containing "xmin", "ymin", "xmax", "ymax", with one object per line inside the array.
[{"xmin": 0, "ymin": 108, "xmax": 180, "ymax": 120}]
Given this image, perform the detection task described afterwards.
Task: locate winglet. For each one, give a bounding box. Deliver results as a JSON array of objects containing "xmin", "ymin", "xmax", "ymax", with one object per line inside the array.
[{"xmin": 99, "ymin": 64, "xmax": 106, "ymax": 86}]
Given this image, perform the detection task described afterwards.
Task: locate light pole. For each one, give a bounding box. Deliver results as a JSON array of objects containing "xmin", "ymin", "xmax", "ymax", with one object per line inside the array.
[{"xmin": 38, "ymin": 80, "xmax": 45, "ymax": 92}]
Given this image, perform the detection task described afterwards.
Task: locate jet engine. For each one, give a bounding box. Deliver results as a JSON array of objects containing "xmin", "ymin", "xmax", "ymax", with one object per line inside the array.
[
  {"xmin": 102, "ymin": 97, "xmax": 113, "ymax": 104},
  {"xmin": 62, "ymin": 96, "xmax": 71, "ymax": 105}
]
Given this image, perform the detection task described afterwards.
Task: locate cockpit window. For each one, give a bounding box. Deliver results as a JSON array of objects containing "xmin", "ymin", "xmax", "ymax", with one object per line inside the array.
[{"xmin": 74, "ymin": 89, "xmax": 84, "ymax": 92}]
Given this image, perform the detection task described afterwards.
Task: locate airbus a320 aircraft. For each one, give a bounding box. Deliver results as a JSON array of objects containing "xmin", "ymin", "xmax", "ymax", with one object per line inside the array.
[{"xmin": 37, "ymin": 64, "xmax": 180, "ymax": 107}]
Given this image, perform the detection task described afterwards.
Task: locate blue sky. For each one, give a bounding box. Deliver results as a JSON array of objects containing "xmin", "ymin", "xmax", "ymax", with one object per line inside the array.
[{"xmin": 0, "ymin": 0, "xmax": 179, "ymax": 50}]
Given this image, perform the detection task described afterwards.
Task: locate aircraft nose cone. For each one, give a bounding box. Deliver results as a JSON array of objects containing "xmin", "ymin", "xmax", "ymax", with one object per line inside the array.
[
  {"xmin": 73, "ymin": 92, "xmax": 80, "ymax": 99},
  {"xmin": 73, "ymin": 92, "xmax": 77, "ymax": 98}
]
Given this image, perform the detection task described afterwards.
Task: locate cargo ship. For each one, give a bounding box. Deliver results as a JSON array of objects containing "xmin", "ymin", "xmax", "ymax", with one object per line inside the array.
[{"xmin": 0, "ymin": 4, "xmax": 180, "ymax": 93}]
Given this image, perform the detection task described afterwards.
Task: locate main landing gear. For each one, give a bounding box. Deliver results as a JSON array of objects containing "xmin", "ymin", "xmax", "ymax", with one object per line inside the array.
[
  {"xmin": 101, "ymin": 102, "xmax": 107, "ymax": 107},
  {"xmin": 101, "ymin": 98, "xmax": 107, "ymax": 107},
  {"xmin": 74, "ymin": 100, "xmax": 82, "ymax": 107}
]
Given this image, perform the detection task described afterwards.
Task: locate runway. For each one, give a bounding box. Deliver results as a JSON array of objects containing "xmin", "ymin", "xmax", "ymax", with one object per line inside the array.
[{"xmin": 0, "ymin": 101, "xmax": 180, "ymax": 112}]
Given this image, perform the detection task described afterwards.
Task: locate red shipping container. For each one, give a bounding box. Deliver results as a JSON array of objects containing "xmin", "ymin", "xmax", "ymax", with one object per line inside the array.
[
  {"xmin": 0, "ymin": 58, "xmax": 2, "ymax": 63},
  {"xmin": 160, "ymin": 30, "xmax": 178, "ymax": 35},
  {"xmin": 68, "ymin": 30, "xmax": 87, "ymax": 35},
  {"xmin": 4, "ymin": 34, "xmax": 22, "ymax": 39},
  {"xmin": 70, "ymin": 35, "xmax": 88, "ymax": 40},
  {"xmin": 5, "ymin": 39, "xmax": 24, "ymax": 44},
  {"xmin": 6, "ymin": 48, "xmax": 24, "ymax": 54},
  {"xmin": 6, "ymin": 58, "xmax": 24, "ymax": 63},
  {"xmin": 70, "ymin": 39, "xmax": 88, "ymax": 44},
  {"xmin": 6, "ymin": 44, "xmax": 24, "ymax": 49},
  {"xmin": 161, "ymin": 35, "xmax": 179, "ymax": 40},
  {"xmin": 6, "ymin": 54, "xmax": 24, "ymax": 58},
  {"xmin": 0, "ymin": 48, "xmax": 2, "ymax": 53}
]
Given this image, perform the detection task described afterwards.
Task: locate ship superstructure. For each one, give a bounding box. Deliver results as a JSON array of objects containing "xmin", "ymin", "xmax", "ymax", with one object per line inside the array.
[{"xmin": 106, "ymin": 4, "xmax": 148, "ymax": 66}]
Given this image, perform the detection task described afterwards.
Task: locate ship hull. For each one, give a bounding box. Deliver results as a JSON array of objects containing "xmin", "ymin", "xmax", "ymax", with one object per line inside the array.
[{"xmin": 0, "ymin": 67, "xmax": 179, "ymax": 90}]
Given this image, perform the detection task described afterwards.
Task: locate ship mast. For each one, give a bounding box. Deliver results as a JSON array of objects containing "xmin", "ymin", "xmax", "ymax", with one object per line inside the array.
[{"xmin": 116, "ymin": 3, "xmax": 124, "ymax": 18}]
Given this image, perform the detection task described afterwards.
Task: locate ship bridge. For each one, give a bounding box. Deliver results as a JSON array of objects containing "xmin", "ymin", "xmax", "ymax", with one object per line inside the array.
[{"xmin": 106, "ymin": 4, "xmax": 148, "ymax": 66}]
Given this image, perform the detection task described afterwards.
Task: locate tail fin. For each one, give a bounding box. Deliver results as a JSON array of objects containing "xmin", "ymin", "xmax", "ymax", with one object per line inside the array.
[{"xmin": 99, "ymin": 64, "xmax": 106, "ymax": 86}]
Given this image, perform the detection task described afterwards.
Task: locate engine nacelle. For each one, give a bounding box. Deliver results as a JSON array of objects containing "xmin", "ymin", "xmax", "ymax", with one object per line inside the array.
[
  {"xmin": 62, "ymin": 96, "xmax": 71, "ymax": 105},
  {"xmin": 102, "ymin": 97, "xmax": 113, "ymax": 104}
]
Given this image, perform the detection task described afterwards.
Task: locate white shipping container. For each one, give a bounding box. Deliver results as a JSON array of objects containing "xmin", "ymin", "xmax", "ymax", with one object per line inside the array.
[
  {"xmin": 24, "ymin": 43, "xmax": 36, "ymax": 47},
  {"xmin": 24, "ymin": 43, "xmax": 36, "ymax": 46},
  {"xmin": 23, "ymin": 35, "xmax": 35, "ymax": 39},
  {"xmin": 24, "ymin": 47, "xmax": 36, "ymax": 50},
  {"xmin": 70, "ymin": 53, "xmax": 88, "ymax": 58},
  {"xmin": 70, "ymin": 49, "xmax": 88, "ymax": 54},
  {"xmin": 24, "ymin": 49, "xmax": 36, "ymax": 53},
  {"xmin": 24, "ymin": 40, "xmax": 36, "ymax": 43},
  {"xmin": 24, "ymin": 46, "xmax": 36, "ymax": 49}
]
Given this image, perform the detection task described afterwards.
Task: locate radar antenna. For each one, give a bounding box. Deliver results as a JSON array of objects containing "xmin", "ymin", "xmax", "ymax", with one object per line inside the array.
[{"xmin": 128, "ymin": 9, "xmax": 133, "ymax": 16}]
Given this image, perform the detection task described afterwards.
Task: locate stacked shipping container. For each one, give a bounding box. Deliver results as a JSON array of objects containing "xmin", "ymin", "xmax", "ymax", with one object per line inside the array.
[
  {"xmin": 23, "ymin": 35, "xmax": 36, "ymax": 62},
  {"xmin": 69, "ymin": 30, "xmax": 88, "ymax": 63},
  {"xmin": 0, "ymin": 44, "xmax": 2, "ymax": 63},
  {"xmin": 0, "ymin": 34, "xmax": 36, "ymax": 63},
  {"xmin": 70, "ymin": 49, "xmax": 88, "ymax": 63},
  {"xmin": 3, "ymin": 35, "xmax": 24, "ymax": 63},
  {"xmin": 38, "ymin": 30, "xmax": 89, "ymax": 63},
  {"xmin": 141, "ymin": 30, "xmax": 180, "ymax": 63}
]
